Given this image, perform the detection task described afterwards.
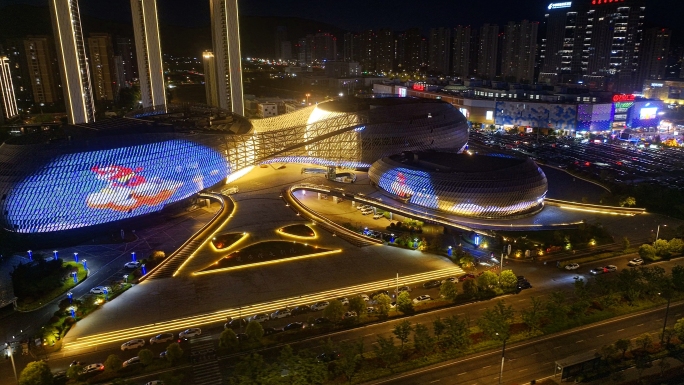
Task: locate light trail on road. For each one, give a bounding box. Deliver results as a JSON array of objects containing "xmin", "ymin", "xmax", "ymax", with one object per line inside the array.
[{"xmin": 63, "ymin": 266, "xmax": 464, "ymax": 351}]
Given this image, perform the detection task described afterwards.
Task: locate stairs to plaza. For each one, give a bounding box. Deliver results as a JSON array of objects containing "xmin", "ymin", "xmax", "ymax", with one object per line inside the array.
[{"xmin": 190, "ymin": 336, "xmax": 222, "ymax": 385}]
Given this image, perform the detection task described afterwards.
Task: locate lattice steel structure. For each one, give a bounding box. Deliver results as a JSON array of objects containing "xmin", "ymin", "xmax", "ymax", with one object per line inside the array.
[{"xmin": 368, "ymin": 151, "xmax": 548, "ymax": 219}]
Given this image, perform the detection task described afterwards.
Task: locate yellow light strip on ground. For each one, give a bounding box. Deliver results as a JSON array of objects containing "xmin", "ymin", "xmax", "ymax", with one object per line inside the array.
[
  {"xmin": 558, "ymin": 205, "xmax": 636, "ymax": 216},
  {"xmin": 63, "ymin": 267, "xmax": 464, "ymax": 350},
  {"xmin": 209, "ymin": 232, "xmax": 249, "ymax": 253},
  {"xmin": 193, "ymin": 249, "xmax": 341, "ymax": 275},
  {"xmin": 275, "ymin": 228, "xmax": 317, "ymax": 240}
]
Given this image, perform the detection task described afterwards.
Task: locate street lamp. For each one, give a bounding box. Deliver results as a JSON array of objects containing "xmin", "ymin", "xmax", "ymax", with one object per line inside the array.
[
  {"xmin": 6, "ymin": 343, "xmax": 18, "ymax": 384},
  {"xmin": 659, "ymin": 291, "xmax": 672, "ymax": 344},
  {"xmin": 305, "ymin": 93, "xmax": 311, "ymax": 104},
  {"xmin": 495, "ymin": 333, "xmax": 507, "ymax": 385},
  {"xmin": 654, "ymin": 224, "xmax": 667, "ymax": 245}
]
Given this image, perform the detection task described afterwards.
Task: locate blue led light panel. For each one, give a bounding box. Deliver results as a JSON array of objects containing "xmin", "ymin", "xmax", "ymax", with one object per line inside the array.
[
  {"xmin": 377, "ymin": 167, "xmax": 438, "ymax": 209},
  {"xmin": 4, "ymin": 139, "xmax": 229, "ymax": 233}
]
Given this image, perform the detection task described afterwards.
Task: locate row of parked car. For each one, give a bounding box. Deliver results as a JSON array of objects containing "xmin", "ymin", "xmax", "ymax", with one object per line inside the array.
[{"xmin": 355, "ymin": 204, "xmax": 384, "ymax": 219}]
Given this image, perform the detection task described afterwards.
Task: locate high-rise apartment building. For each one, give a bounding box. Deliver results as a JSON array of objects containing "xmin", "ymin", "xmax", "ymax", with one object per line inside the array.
[
  {"xmin": 501, "ymin": 20, "xmax": 538, "ymax": 83},
  {"xmin": 396, "ymin": 29, "xmax": 423, "ymax": 72},
  {"xmin": 343, "ymin": 32, "xmax": 355, "ymax": 62},
  {"xmin": 0, "ymin": 56, "xmax": 19, "ymax": 121},
  {"xmin": 23, "ymin": 37, "xmax": 61, "ymax": 105},
  {"xmin": 210, "ymin": 0, "xmax": 244, "ymax": 115},
  {"xmin": 2, "ymin": 39, "xmax": 33, "ymax": 107},
  {"xmin": 131, "ymin": 0, "xmax": 166, "ymax": 109},
  {"xmin": 357, "ymin": 30, "xmax": 375, "ymax": 71},
  {"xmin": 202, "ymin": 51, "xmax": 219, "ymax": 107},
  {"xmin": 540, "ymin": 2, "xmax": 581, "ymax": 84},
  {"xmin": 115, "ymin": 37, "xmax": 137, "ymax": 85},
  {"xmin": 49, "ymin": 0, "xmax": 95, "ymax": 124},
  {"xmin": 375, "ymin": 29, "xmax": 394, "ymax": 73},
  {"xmin": 88, "ymin": 33, "xmax": 118, "ymax": 101},
  {"xmin": 639, "ymin": 28, "xmax": 670, "ymax": 84},
  {"xmin": 452, "ymin": 26, "xmax": 472, "ymax": 77},
  {"xmin": 428, "ymin": 27, "xmax": 451, "ymax": 75},
  {"xmin": 477, "ymin": 24, "xmax": 500, "ymax": 80},
  {"xmin": 311, "ymin": 33, "xmax": 337, "ymax": 62}
]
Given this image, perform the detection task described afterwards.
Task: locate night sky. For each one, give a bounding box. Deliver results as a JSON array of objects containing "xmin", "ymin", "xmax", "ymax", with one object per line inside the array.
[{"xmin": 2, "ymin": 0, "xmax": 683, "ymax": 34}]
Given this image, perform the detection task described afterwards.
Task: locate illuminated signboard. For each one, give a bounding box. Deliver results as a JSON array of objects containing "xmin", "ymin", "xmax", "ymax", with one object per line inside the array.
[
  {"xmin": 591, "ymin": 0, "xmax": 625, "ymax": 4},
  {"xmin": 548, "ymin": 2, "xmax": 572, "ymax": 9},
  {"xmin": 3, "ymin": 140, "xmax": 230, "ymax": 233},
  {"xmin": 412, "ymin": 83, "xmax": 425, "ymax": 91},
  {"xmin": 612, "ymin": 94, "xmax": 635, "ymax": 103},
  {"xmin": 639, "ymin": 107, "xmax": 658, "ymax": 120},
  {"xmin": 650, "ymin": 83, "xmax": 664, "ymax": 88}
]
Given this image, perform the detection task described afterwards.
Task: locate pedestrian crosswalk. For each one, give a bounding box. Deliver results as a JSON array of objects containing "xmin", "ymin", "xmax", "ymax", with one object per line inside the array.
[{"xmin": 191, "ymin": 336, "xmax": 222, "ymax": 385}]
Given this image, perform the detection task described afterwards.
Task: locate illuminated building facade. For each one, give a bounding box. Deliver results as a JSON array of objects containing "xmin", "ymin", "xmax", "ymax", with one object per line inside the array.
[
  {"xmin": 87, "ymin": 33, "xmax": 118, "ymax": 101},
  {"xmin": 23, "ymin": 36, "xmax": 61, "ymax": 104},
  {"xmin": 209, "ymin": 0, "xmax": 244, "ymax": 115},
  {"xmin": 202, "ymin": 51, "xmax": 219, "ymax": 107},
  {"xmin": 0, "ymin": 56, "xmax": 19, "ymax": 121},
  {"xmin": 131, "ymin": 0, "xmax": 166, "ymax": 109},
  {"xmin": 369, "ymin": 151, "xmax": 548, "ymax": 219},
  {"xmin": 49, "ymin": 0, "xmax": 95, "ymax": 124}
]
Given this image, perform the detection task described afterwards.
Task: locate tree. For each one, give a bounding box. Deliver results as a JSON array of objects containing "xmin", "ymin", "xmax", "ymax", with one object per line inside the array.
[
  {"xmin": 635, "ymin": 333, "xmax": 653, "ymax": 353},
  {"xmin": 458, "ymin": 253, "xmax": 475, "ymax": 268},
  {"xmin": 138, "ymin": 349, "xmax": 154, "ymax": 366},
  {"xmin": 654, "ymin": 239, "xmax": 670, "ymax": 257},
  {"xmin": 661, "ymin": 327, "xmax": 676, "ymax": 347},
  {"xmin": 476, "ymin": 271, "xmax": 499, "ymax": 292},
  {"xmin": 336, "ymin": 340, "xmax": 364, "ymax": 384},
  {"xmin": 159, "ymin": 372, "xmax": 185, "ymax": 385},
  {"xmin": 245, "ymin": 320, "xmax": 264, "ymax": 342},
  {"xmin": 443, "ymin": 315, "xmax": 471, "ymax": 351},
  {"xmin": 165, "ymin": 342, "xmax": 184, "ymax": 365},
  {"xmin": 104, "ymin": 354, "xmax": 123, "ymax": 372},
  {"xmin": 413, "ymin": 323, "xmax": 434, "ymax": 357},
  {"xmin": 432, "ymin": 317, "xmax": 446, "ymax": 344},
  {"xmin": 66, "ymin": 365, "xmax": 82, "ymax": 380},
  {"xmin": 373, "ymin": 335, "xmax": 399, "ymax": 369},
  {"xmin": 439, "ymin": 280, "xmax": 458, "ymax": 301},
  {"xmin": 499, "ymin": 270, "xmax": 518, "ymax": 291},
  {"xmin": 462, "ymin": 279, "xmax": 478, "ymax": 298},
  {"xmin": 19, "ymin": 361, "xmax": 53, "ymax": 385},
  {"xmin": 673, "ymin": 317, "xmax": 684, "ymax": 342},
  {"xmin": 615, "ymin": 338, "xmax": 632, "ymax": 358},
  {"xmin": 323, "ymin": 299, "xmax": 345, "ymax": 322},
  {"xmin": 638, "ymin": 244, "xmax": 657, "ymax": 261},
  {"xmin": 599, "ymin": 344, "xmax": 618, "ymax": 364},
  {"xmin": 668, "ymin": 238, "xmax": 684, "ymax": 255},
  {"xmin": 521, "ymin": 297, "xmax": 544, "ymax": 335},
  {"xmin": 219, "ymin": 328, "xmax": 239, "ymax": 351},
  {"xmin": 349, "ymin": 296, "xmax": 366, "ymax": 316},
  {"xmin": 396, "ymin": 291, "xmax": 413, "ymax": 314},
  {"xmin": 374, "ymin": 294, "xmax": 392, "ymax": 317},
  {"xmin": 622, "ymin": 237, "xmax": 630, "ymax": 251},
  {"xmin": 233, "ymin": 353, "xmax": 269, "ymax": 383},
  {"xmin": 393, "ymin": 320, "xmax": 413, "ymax": 350},
  {"xmin": 672, "ymin": 265, "xmax": 684, "ymax": 291},
  {"xmin": 477, "ymin": 300, "xmax": 514, "ymax": 341}
]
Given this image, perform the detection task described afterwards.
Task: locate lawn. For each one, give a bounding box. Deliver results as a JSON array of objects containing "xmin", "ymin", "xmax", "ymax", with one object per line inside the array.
[
  {"xmin": 278, "ymin": 224, "xmax": 316, "ymax": 238},
  {"xmin": 16, "ymin": 261, "xmax": 88, "ymax": 311}
]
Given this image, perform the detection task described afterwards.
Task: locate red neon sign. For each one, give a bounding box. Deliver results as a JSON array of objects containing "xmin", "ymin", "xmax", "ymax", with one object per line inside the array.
[
  {"xmin": 612, "ymin": 94, "xmax": 635, "ymax": 102},
  {"xmin": 412, "ymin": 84, "xmax": 425, "ymax": 91},
  {"xmin": 592, "ymin": 0, "xmax": 625, "ymax": 4}
]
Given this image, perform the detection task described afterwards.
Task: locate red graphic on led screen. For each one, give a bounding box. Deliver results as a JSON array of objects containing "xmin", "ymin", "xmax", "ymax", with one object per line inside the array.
[
  {"xmin": 390, "ymin": 172, "xmax": 414, "ymax": 198},
  {"xmin": 86, "ymin": 165, "xmax": 182, "ymax": 212}
]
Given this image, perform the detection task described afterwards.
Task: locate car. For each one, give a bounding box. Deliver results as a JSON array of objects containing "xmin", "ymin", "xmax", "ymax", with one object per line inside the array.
[
  {"xmin": 225, "ymin": 318, "xmax": 248, "ymax": 330},
  {"xmin": 458, "ymin": 274, "xmax": 475, "ymax": 282},
  {"xmin": 89, "ymin": 286, "xmax": 111, "ymax": 294},
  {"xmin": 344, "ymin": 311, "xmax": 358, "ymax": 318},
  {"xmin": 361, "ymin": 209, "xmax": 373, "ymax": 216},
  {"xmin": 517, "ymin": 281, "xmax": 532, "ymax": 290},
  {"xmin": 360, "ymin": 294, "xmax": 370, "ymax": 302},
  {"xmin": 52, "ymin": 370, "xmax": 67, "ymax": 381},
  {"xmin": 70, "ymin": 361, "xmax": 86, "ymax": 367},
  {"xmin": 250, "ymin": 313, "xmax": 270, "ymax": 323},
  {"xmin": 145, "ymin": 381, "xmax": 165, "ymax": 385},
  {"xmin": 516, "ymin": 275, "xmax": 526, "ymax": 282},
  {"xmin": 366, "ymin": 307, "xmax": 375, "ymax": 314},
  {"xmin": 373, "ymin": 213, "xmax": 383, "ymax": 220},
  {"xmin": 80, "ymin": 363, "xmax": 104, "ymax": 374},
  {"xmin": 395, "ymin": 285, "xmax": 411, "ymax": 293},
  {"xmin": 159, "ymin": 350, "xmax": 167, "ymax": 359},
  {"xmin": 356, "ymin": 204, "xmax": 367, "ymax": 210},
  {"xmin": 178, "ymin": 328, "xmax": 201, "ymax": 339},
  {"xmin": 413, "ymin": 295, "xmax": 432, "ymax": 304},
  {"xmin": 270, "ymin": 309, "xmax": 292, "ymax": 319},
  {"xmin": 121, "ymin": 338, "xmax": 145, "ymax": 351},
  {"xmin": 311, "ymin": 301, "xmax": 330, "ymax": 311},
  {"xmin": 423, "ymin": 280, "xmax": 441, "ymax": 289},
  {"xmin": 565, "ymin": 263, "xmax": 580, "ymax": 270},
  {"xmin": 149, "ymin": 333, "xmax": 174, "ymax": 345},
  {"xmin": 122, "ymin": 356, "xmax": 140, "ymax": 367},
  {"xmin": 336, "ymin": 297, "xmax": 349, "ymax": 305},
  {"xmin": 124, "ymin": 261, "xmax": 141, "ymax": 269},
  {"xmin": 236, "ymin": 333, "xmax": 249, "ymax": 342},
  {"xmin": 605, "ymin": 265, "xmax": 618, "ymax": 272},
  {"xmin": 291, "ymin": 305, "xmax": 311, "ymax": 315},
  {"xmin": 264, "ymin": 327, "xmax": 282, "ymax": 336},
  {"xmin": 590, "ymin": 266, "xmax": 606, "ymax": 275},
  {"xmin": 628, "ymin": 258, "xmax": 644, "ymax": 267},
  {"xmin": 442, "ymin": 277, "xmax": 457, "ymax": 284},
  {"xmin": 315, "ymin": 317, "xmax": 331, "ymax": 324},
  {"xmin": 284, "ymin": 322, "xmax": 304, "ymax": 331}
]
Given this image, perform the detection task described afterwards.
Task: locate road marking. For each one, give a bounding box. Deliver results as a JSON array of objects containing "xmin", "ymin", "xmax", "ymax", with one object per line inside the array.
[
  {"xmin": 429, "ymin": 380, "xmax": 440, "ymax": 383},
  {"xmin": 531, "ymin": 352, "xmax": 538, "ymax": 356},
  {"xmin": 482, "ymin": 365, "xmax": 491, "ymax": 369},
  {"xmin": 364, "ymin": 334, "xmax": 373, "ymax": 337},
  {"xmin": 519, "ymin": 369, "xmax": 528, "ymax": 372},
  {"xmin": 596, "ymin": 334, "xmax": 604, "ymax": 337},
  {"xmin": 636, "ymin": 324, "xmax": 644, "ymax": 327},
  {"xmin": 576, "ymin": 340, "xmax": 584, "ymax": 343},
  {"xmin": 617, "ymin": 329, "xmax": 625, "ymax": 332},
  {"xmin": 457, "ymin": 372, "xmax": 467, "ymax": 376},
  {"xmin": 553, "ymin": 346, "xmax": 563, "ymax": 349}
]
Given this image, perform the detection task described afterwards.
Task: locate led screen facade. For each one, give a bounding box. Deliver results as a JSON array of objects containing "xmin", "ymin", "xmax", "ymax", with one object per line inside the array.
[{"xmin": 2, "ymin": 139, "xmax": 229, "ymax": 233}]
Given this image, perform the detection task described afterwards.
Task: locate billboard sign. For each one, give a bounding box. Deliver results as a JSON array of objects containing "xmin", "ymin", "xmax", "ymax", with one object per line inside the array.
[{"xmin": 548, "ymin": 2, "xmax": 572, "ymax": 9}]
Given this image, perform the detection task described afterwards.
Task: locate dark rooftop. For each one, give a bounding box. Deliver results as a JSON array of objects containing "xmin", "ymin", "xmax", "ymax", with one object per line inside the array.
[{"xmin": 388, "ymin": 151, "xmax": 528, "ymax": 173}]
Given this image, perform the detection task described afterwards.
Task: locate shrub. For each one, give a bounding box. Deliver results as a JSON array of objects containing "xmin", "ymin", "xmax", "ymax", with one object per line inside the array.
[
  {"xmin": 397, "ymin": 291, "xmax": 413, "ymax": 314},
  {"xmin": 63, "ymin": 317, "xmax": 76, "ymax": 326}
]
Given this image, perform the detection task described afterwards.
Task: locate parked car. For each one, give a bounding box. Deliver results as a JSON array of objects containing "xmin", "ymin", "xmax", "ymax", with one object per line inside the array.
[
  {"xmin": 178, "ymin": 328, "xmax": 201, "ymax": 339},
  {"xmin": 124, "ymin": 261, "xmax": 141, "ymax": 269},
  {"xmin": 395, "ymin": 285, "xmax": 412, "ymax": 293},
  {"xmin": 311, "ymin": 301, "xmax": 329, "ymax": 311},
  {"xmin": 564, "ymin": 263, "xmax": 580, "ymax": 270},
  {"xmin": 336, "ymin": 297, "xmax": 349, "ymax": 306},
  {"xmin": 315, "ymin": 317, "xmax": 331, "ymax": 324},
  {"xmin": 236, "ymin": 333, "xmax": 249, "ymax": 342},
  {"xmin": 423, "ymin": 280, "xmax": 441, "ymax": 289},
  {"xmin": 89, "ymin": 286, "xmax": 111, "ymax": 294},
  {"xmin": 366, "ymin": 307, "xmax": 375, "ymax": 314},
  {"xmin": 590, "ymin": 267, "xmax": 606, "ymax": 275},
  {"xmin": 270, "ymin": 309, "xmax": 292, "ymax": 319},
  {"xmin": 373, "ymin": 213, "xmax": 383, "ymax": 220},
  {"xmin": 628, "ymin": 258, "xmax": 644, "ymax": 267},
  {"xmin": 291, "ymin": 305, "xmax": 311, "ymax": 315},
  {"xmin": 360, "ymin": 294, "xmax": 370, "ymax": 302},
  {"xmin": 517, "ymin": 280, "xmax": 532, "ymax": 290},
  {"xmin": 250, "ymin": 313, "xmax": 270, "ymax": 323},
  {"xmin": 442, "ymin": 277, "xmax": 457, "ymax": 284},
  {"xmin": 605, "ymin": 265, "xmax": 618, "ymax": 272},
  {"xmin": 149, "ymin": 333, "xmax": 174, "ymax": 345},
  {"xmin": 122, "ymin": 356, "xmax": 140, "ymax": 367},
  {"xmin": 344, "ymin": 311, "xmax": 358, "ymax": 318},
  {"xmin": 413, "ymin": 295, "xmax": 432, "ymax": 304},
  {"xmin": 225, "ymin": 318, "xmax": 248, "ymax": 330},
  {"xmin": 70, "ymin": 361, "xmax": 86, "ymax": 367},
  {"xmin": 159, "ymin": 351, "xmax": 167, "ymax": 359},
  {"xmin": 121, "ymin": 339, "xmax": 145, "ymax": 351},
  {"xmin": 284, "ymin": 322, "xmax": 304, "ymax": 331},
  {"xmin": 361, "ymin": 209, "xmax": 373, "ymax": 216},
  {"xmin": 80, "ymin": 363, "xmax": 104, "ymax": 374},
  {"xmin": 264, "ymin": 327, "xmax": 282, "ymax": 336},
  {"xmin": 145, "ymin": 381, "xmax": 164, "ymax": 385},
  {"xmin": 458, "ymin": 274, "xmax": 475, "ymax": 282}
]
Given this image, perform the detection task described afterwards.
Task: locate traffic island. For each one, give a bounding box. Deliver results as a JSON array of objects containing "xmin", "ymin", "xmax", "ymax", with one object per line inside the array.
[{"xmin": 13, "ymin": 259, "xmax": 88, "ymax": 312}]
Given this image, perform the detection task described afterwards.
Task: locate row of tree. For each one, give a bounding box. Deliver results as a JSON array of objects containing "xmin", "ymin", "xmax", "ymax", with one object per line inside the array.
[{"xmin": 638, "ymin": 238, "xmax": 684, "ymax": 261}]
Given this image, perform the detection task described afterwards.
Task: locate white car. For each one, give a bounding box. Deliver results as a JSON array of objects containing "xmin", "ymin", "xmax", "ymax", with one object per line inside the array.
[
  {"xmin": 80, "ymin": 363, "xmax": 104, "ymax": 374},
  {"xmin": 361, "ymin": 209, "xmax": 373, "ymax": 216},
  {"xmin": 311, "ymin": 301, "xmax": 329, "ymax": 311},
  {"xmin": 413, "ymin": 295, "xmax": 432, "ymax": 304},
  {"xmin": 366, "ymin": 307, "xmax": 375, "ymax": 314},
  {"xmin": 344, "ymin": 311, "xmax": 357, "ymax": 318},
  {"xmin": 628, "ymin": 258, "xmax": 644, "ymax": 267},
  {"xmin": 121, "ymin": 338, "xmax": 145, "ymax": 351},
  {"xmin": 250, "ymin": 313, "xmax": 270, "ymax": 323},
  {"xmin": 270, "ymin": 309, "xmax": 291, "ymax": 319},
  {"xmin": 605, "ymin": 265, "xmax": 618, "ymax": 272},
  {"xmin": 122, "ymin": 356, "xmax": 140, "ymax": 367},
  {"xmin": 149, "ymin": 333, "xmax": 174, "ymax": 345},
  {"xmin": 565, "ymin": 263, "xmax": 580, "ymax": 270},
  {"xmin": 89, "ymin": 286, "xmax": 111, "ymax": 294},
  {"xmin": 337, "ymin": 297, "xmax": 349, "ymax": 306},
  {"xmin": 442, "ymin": 277, "xmax": 457, "ymax": 284},
  {"xmin": 373, "ymin": 214, "xmax": 383, "ymax": 220},
  {"xmin": 178, "ymin": 328, "xmax": 201, "ymax": 339},
  {"xmin": 360, "ymin": 294, "xmax": 370, "ymax": 302},
  {"xmin": 124, "ymin": 261, "xmax": 141, "ymax": 269}
]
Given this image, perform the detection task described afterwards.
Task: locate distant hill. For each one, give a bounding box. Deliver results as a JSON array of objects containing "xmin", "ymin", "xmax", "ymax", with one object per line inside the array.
[{"xmin": 0, "ymin": 4, "xmax": 346, "ymax": 58}]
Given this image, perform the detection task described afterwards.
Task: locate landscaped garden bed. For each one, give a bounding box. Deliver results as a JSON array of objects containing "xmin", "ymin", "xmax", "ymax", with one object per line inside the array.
[
  {"xmin": 211, "ymin": 232, "xmax": 246, "ymax": 250},
  {"xmin": 277, "ymin": 224, "xmax": 316, "ymax": 238}
]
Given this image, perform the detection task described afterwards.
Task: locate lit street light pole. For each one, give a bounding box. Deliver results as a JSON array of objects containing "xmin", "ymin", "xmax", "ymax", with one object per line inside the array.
[
  {"xmin": 495, "ymin": 333, "xmax": 507, "ymax": 385},
  {"xmin": 654, "ymin": 224, "xmax": 666, "ymax": 245},
  {"xmin": 6, "ymin": 343, "xmax": 18, "ymax": 384},
  {"xmin": 660, "ymin": 291, "xmax": 672, "ymax": 344}
]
